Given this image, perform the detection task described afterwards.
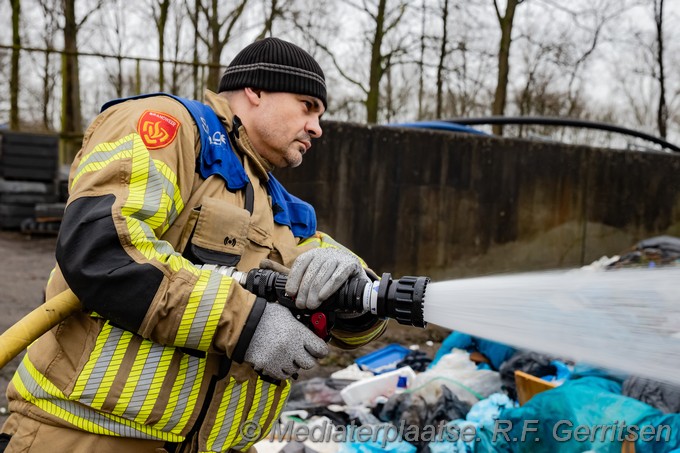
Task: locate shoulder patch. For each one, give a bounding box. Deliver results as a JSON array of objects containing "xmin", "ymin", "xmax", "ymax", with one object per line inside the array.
[{"xmin": 137, "ymin": 110, "xmax": 181, "ymax": 150}]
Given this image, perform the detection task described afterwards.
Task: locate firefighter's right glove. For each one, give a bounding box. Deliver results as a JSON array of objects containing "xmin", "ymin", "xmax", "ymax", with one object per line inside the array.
[
  {"xmin": 286, "ymin": 247, "xmax": 368, "ymax": 310},
  {"xmin": 244, "ymin": 302, "xmax": 329, "ymax": 380}
]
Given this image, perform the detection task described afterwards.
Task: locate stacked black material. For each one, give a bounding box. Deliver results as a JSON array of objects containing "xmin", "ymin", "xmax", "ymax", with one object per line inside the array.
[{"xmin": 0, "ymin": 131, "xmax": 61, "ymax": 230}]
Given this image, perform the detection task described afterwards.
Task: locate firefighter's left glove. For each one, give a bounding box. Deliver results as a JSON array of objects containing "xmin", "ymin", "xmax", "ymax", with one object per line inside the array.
[
  {"xmin": 244, "ymin": 302, "xmax": 329, "ymax": 380},
  {"xmin": 286, "ymin": 248, "xmax": 369, "ymax": 310}
]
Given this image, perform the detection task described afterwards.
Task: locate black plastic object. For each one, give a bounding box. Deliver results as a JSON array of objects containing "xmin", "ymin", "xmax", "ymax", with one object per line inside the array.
[{"xmin": 243, "ymin": 268, "xmax": 429, "ymax": 328}]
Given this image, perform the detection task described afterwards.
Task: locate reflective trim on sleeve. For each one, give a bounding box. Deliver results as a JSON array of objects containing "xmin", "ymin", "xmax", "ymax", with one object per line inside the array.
[
  {"xmin": 206, "ymin": 378, "xmax": 248, "ymax": 452},
  {"xmin": 175, "ymin": 270, "xmax": 231, "ymax": 351},
  {"xmin": 71, "ymin": 323, "xmax": 130, "ymax": 409},
  {"xmin": 68, "ymin": 322, "xmax": 206, "ymax": 436},
  {"xmin": 156, "ymin": 353, "xmax": 204, "ymax": 433},
  {"xmin": 114, "ymin": 341, "xmax": 175, "ymax": 424},
  {"xmin": 205, "ymin": 377, "xmax": 291, "ymax": 452},
  {"xmin": 332, "ymin": 320, "xmax": 388, "ymax": 347},
  {"xmin": 12, "ymin": 356, "xmax": 184, "ymax": 442}
]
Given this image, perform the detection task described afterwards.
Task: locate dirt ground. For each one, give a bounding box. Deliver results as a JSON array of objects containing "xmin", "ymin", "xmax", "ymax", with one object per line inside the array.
[{"xmin": 0, "ymin": 230, "xmax": 449, "ymax": 428}]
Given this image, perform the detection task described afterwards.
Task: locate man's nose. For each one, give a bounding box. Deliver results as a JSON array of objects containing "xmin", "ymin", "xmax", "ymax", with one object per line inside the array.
[{"xmin": 306, "ymin": 118, "xmax": 322, "ymax": 138}]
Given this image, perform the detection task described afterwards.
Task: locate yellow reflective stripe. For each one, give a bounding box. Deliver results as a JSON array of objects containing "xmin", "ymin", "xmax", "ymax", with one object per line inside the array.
[
  {"xmin": 220, "ymin": 380, "xmax": 249, "ymax": 449},
  {"xmin": 229, "ymin": 380, "xmax": 265, "ymax": 450},
  {"xmin": 72, "ymin": 137, "xmax": 134, "ymax": 188},
  {"xmin": 206, "ymin": 378, "xmax": 237, "ymax": 450},
  {"xmin": 334, "ymin": 321, "xmax": 388, "ymax": 347},
  {"xmin": 247, "ymin": 382, "xmax": 291, "ymax": 450},
  {"xmin": 113, "ymin": 341, "xmax": 151, "ymax": 416},
  {"xmin": 123, "ymin": 214, "xmax": 198, "ymax": 275},
  {"xmin": 238, "ymin": 381, "xmax": 289, "ymax": 451},
  {"xmin": 155, "ymin": 160, "xmax": 184, "ymax": 223},
  {"xmin": 156, "ymin": 354, "xmax": 204, "ymax": 434},
  {"xmin": 232, "ymin": 381, "xmax": 274, "ymax": 451},
  {"xmin": 172, "ymin": 355, "xmax": 205, "ymax": 434},
  {"xmin": 80, "ymin": 133, "xmax": 194, "ymax": 276},
  {"xmin": 128, "ymin": 346, "xmax": 175, "ymax": 424},
  {"xmin": 71, "ymin": 324, "xmax": 132, "ymax": 409},
  {"xmin": 13, "ymin": 356, "xmax": 183, "ymax": 441},
  {"xmin": 155, "ymin": 354, "xmax": 187, "ymax": 430},
  {"xmin": 175, "ymin": 271, "xmax": 230, "ymax": 351}
]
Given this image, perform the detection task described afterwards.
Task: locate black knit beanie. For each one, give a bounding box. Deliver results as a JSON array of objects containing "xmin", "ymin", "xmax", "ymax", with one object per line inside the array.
[{"xmin": 218, "ymin": 37, "xmax": 327, "ymax": 109}]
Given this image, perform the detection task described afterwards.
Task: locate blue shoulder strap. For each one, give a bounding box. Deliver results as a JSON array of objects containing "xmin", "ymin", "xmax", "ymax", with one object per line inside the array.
[{"xmin": 101, "ymin": 93, "xmax": 317, "ymax": 238}]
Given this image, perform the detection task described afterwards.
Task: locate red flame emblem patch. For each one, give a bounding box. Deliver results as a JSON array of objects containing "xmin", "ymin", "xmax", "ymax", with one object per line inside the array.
[{"xmin": 137, "ymin": 110, "xmax": 181, "ymax": 150}]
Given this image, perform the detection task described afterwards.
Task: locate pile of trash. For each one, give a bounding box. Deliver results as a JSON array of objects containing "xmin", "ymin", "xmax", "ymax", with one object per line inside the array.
[{"xmin": 254, "ymin": 237, "xmax": 680, "ymax": 453}]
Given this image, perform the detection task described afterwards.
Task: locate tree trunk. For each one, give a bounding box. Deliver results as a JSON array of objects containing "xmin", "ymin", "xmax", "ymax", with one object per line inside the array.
[
  {"xmin": 61, "ymin": 0, "xmax": 83, "ymax": 163},
  {"xmin": 436, "ymin": 0, "xmax": 450, "ymax": 118},
  {"xmin": 257, "ymin": 0, "xmax": 279, "ymax": 40},
  {"xmin": 417, "ymin": 0, "xmax": 426, "ymax": 119},
  {"xmin": 366, "ymin": 0, "xmax": 387, "ymax": 124},
  {"xmin": 42, "ymin": 50, "xmax": 52, "ymax": 130},
  {"xmin": 492, "ymin": 0, "xmax": 521, "ymax": 135},
  {"xmin": 654, "ymin": 0, "xmax": 667, "ymax": 138},
  {"xmin": 192, "ymin": 0, "xmax": 200, "ymax": 99},
  {"xmin": 207, "ymin": 0, "xmax": 222, "ymax": 91},
  {"xmin": 156, "ymin": 0, "xmax": 170, "ymax": 91},
  {"xmin": 10, "ymin": 0, "xmax": 21, "ymax": 130}
]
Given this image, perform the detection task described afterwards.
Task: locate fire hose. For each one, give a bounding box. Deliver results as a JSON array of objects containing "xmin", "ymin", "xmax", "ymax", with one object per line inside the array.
[{"xmin": 0, "ymin": 268, "xmax": 429, "ymax": 370}]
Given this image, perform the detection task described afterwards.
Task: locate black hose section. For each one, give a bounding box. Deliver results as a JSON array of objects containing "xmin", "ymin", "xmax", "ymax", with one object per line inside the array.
[{"xmin": 445, "ymin": 116, "xmax": 680, "ymax": 153}]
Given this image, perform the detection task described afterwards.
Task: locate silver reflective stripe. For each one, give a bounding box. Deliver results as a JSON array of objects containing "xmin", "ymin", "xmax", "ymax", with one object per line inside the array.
[
  {"xmin": 16, "ymin": 361, "xmax": 161, "ymax": 440},
  {"xmin": 232, "ymin": 382, "xmax": 273, "ymax": 451},
  {"xmin": 130, "ymin": 159, "xmax": 164, "ymax": 221},
  {"xmin": 160, "ymin": 354, "xmax": 201, "ymax": 433},
  {"xmin": 79, "ymin": 326, "xmax": 124, "ymax": 406},
  {"xmin": 157, "ymin": 167, "xmax": 180, "ymax": 224},
  {"xmin": 75, "ymin": 140, "xmax": 133, "ymax": 176},
  {"xmin": 122, "ymin": 342, "xmax": 166, "ymax": 420},
  {"xmin": 212, "ymin": 381, "xmax": 245, "ymax": 451},
  {"xmin": 184, "ymin": 272, "xmax": 222, "ymax": 349},
  {"xmin": 136, "ymin": 220, "xmax": 177, "ymax": 256},
  {"xmin": 128, "ymin": 158, "xmax": 181, "ymax": 225}
]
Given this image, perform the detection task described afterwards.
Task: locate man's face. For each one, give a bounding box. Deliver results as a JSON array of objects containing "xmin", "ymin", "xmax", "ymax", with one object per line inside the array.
[{"xmin": 248, "ymin": 91, "xmax": 325, "ymax": 168}]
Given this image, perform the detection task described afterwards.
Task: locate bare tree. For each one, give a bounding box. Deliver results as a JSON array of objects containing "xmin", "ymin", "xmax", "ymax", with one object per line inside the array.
[
  {"xmin": 435, "ymin": 0, "xmax": 451, "ymax": 118},
  {"xmin": 292, "ymin": 0, "xmax": 411, "ymax": 123},
  {"xmin": 10, "ymin": 0, "xmax": 20, "ymax": 130},
  {"xmin": 32, "ymin": 0, "xmax": 62, "ymax": 130},
  {"xmin": 191, "ymin": 0, "xmax": 249, "ymax": 91},
  {"xmin": 257, "ymin": 0, "xmax": 283, "ymax": 40},
  {"xmin": 167, "ymin": 1, "xmax": 192, "ymax": 94},
  {"xmin": 61, "ymin": 0, "xmax": 106, "ymax": 162},
  {"xmin": 654, "ymin": 0, "xmax": 667, "ymax": 138},
  {"xmin": 100, "ymin": 0, "xmax": 131, "ymax": 97},
  {"xmin": 492, "ymin": 0, "xmax": 525, "ymax": 135},
  {"xmin": 150, "ymin": 0, "xmax": 171, "ymax": 91}
]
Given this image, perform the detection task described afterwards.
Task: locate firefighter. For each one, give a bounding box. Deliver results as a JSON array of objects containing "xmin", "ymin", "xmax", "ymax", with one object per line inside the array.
[{"xmin": 1, "ymin": 37, "xmax": 386, "ymax": 453}]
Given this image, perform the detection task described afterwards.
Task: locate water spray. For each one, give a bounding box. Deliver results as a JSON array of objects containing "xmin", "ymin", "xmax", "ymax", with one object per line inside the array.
[{"xmin": 423, "ymin": 266, "xmax": 680, "ymax": 386}]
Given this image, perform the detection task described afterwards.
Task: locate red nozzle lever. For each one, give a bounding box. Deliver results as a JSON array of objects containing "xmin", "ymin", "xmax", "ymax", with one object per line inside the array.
[{"xmin": 310, "ymin": 312, "xmax": 329, "ymax": 339}]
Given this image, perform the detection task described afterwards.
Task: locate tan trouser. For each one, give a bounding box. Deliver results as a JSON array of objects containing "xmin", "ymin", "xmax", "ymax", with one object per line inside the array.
[{"xmin": 1, "ymin": 413, "xmax": 169, "ymax": 453}]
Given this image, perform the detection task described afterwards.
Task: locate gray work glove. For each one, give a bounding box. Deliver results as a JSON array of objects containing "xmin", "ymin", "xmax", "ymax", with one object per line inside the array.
[
  {"xmin": 244, "ymin": 302, "xmax": 328, "ymax": 380},
  {"xmin": 286, "ymin": 248, "xmax": 369, "ymax": 310}
]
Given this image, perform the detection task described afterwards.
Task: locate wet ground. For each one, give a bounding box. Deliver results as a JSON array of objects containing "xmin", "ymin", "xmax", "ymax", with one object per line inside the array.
[{"xmin": 0, "ymin": 230, "xmax": 448, "ymax": 427}]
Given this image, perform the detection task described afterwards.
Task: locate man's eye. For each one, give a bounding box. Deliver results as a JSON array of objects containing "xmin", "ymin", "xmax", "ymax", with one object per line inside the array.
[{"xmin": 303, "ymin": 101, "xmax": 312, "ymax": 110}]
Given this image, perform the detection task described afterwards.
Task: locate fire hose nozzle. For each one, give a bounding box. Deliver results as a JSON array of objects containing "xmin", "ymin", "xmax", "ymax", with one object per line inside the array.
[{"xmin": 242, "ymin": 268, "xmax": 429, "ymax": 328}]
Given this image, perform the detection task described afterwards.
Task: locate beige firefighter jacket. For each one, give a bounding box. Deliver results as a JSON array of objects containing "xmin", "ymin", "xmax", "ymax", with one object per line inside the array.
[{"xmin": 4, "ymin": 91, "xmax": 386, "ymax": 452}]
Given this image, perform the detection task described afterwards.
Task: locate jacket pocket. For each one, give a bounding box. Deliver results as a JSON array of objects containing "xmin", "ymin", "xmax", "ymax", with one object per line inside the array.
[{"xmin": 188, "ymin": 197, "xmax": 251, "ymax": 266}]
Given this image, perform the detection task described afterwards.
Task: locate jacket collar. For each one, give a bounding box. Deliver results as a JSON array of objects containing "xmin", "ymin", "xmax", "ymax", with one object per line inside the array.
[{"xmin": 203, "ymin": 91, "xmax": 272, "ymax": 180}]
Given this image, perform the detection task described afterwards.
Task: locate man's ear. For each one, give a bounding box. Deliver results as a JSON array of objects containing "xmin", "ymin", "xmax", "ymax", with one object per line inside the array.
[{"xmin": 244, "ymin": 87, "xmax": 262, "ymax": 106}]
